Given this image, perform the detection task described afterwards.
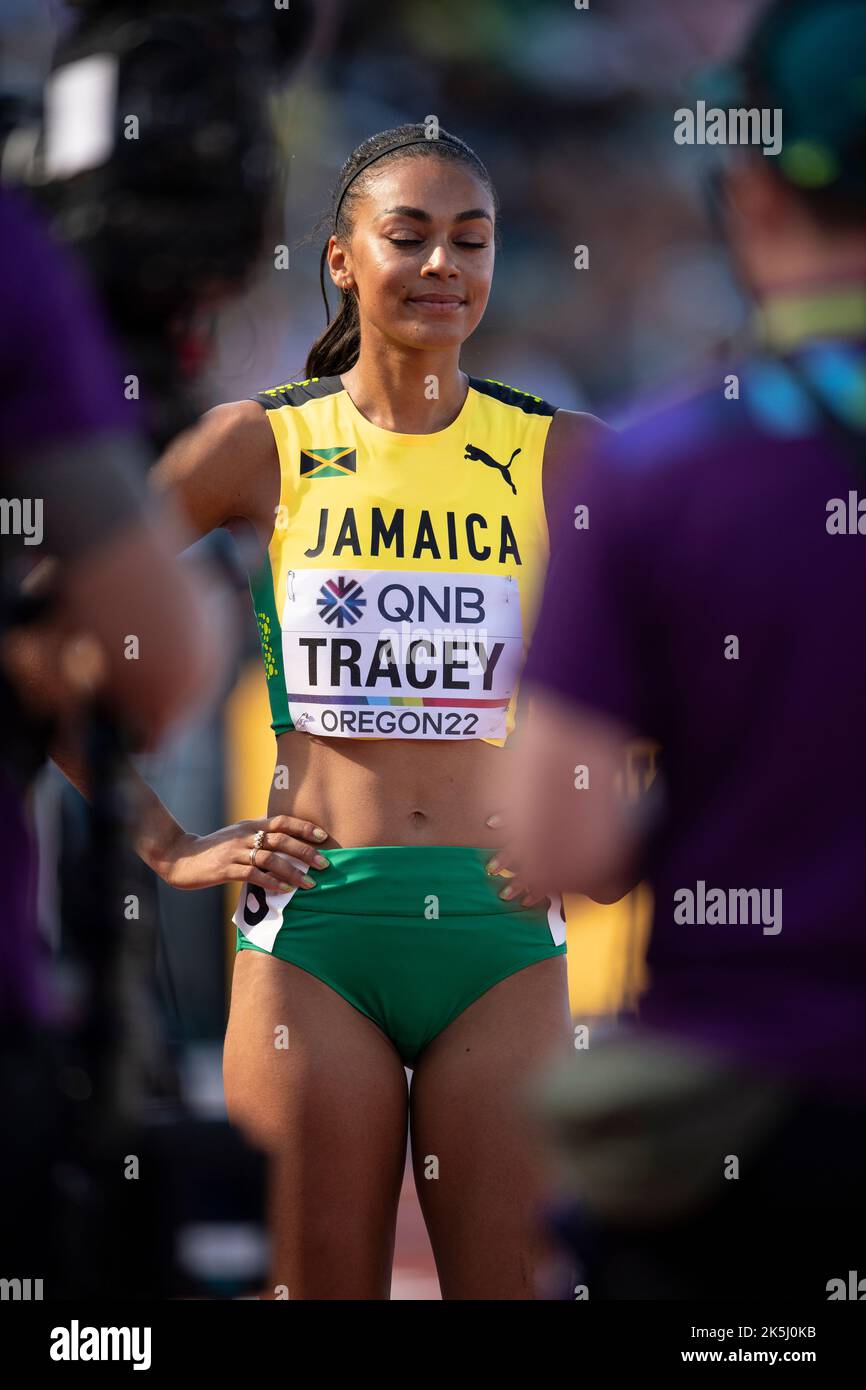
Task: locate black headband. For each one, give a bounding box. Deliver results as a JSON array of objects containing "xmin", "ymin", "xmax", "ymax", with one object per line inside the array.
[{"xmin": 333, "ymin": 135, "xmax": 459, "ymax": 228}]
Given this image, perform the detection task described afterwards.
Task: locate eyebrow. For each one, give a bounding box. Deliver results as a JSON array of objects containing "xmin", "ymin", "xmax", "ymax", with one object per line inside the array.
[{"xmin": 379, "ymin": 205, "xmax": 492, "ymax": 224}]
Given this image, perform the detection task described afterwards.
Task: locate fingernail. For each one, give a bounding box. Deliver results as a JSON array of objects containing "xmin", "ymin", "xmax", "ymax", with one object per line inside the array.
[
  {"xmin": 486, "ymin": 814, "xmax": 503, "ymax": 829},
  {"xmin": 313, "ymin": 828, "xmax": 327, "ymax": 841},
  {"xmin": 487, "ymin": 859, "xmax": 500, "ymax": 875},
  {"xmin": 499, "ymin": 886, "xmax": 515, "ymax": 900},
  {"xmin": 301, "ymin": 876, "xmax": 316, "ymax": 888},
  {"xmin": 314, "ymin": 855, "xmax": 329, "ymax": 868}
]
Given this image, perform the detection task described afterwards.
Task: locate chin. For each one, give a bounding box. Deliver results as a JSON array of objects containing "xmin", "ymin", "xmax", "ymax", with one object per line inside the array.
[{"xmin": 404, "ymin": 320, "xmax": 469, "ymax": 348}]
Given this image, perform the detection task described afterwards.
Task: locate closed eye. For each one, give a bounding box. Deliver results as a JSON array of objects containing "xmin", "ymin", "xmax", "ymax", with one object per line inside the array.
[{"xmin": 386, "ymin": 236, "xmax": 488, "ymax": 249}]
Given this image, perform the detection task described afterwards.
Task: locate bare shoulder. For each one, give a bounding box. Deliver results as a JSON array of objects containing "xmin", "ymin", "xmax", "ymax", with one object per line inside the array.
[
  {"xmin": 197, "ymin": 397, "xmax": 274, "ymax": 445},
  {"xmin": 542, "ymin": 408, "xmax": 613, "ymax": 516},
  {"xmin": 151, "ymin": 398, "xmax": 280, "ymax": 545}
]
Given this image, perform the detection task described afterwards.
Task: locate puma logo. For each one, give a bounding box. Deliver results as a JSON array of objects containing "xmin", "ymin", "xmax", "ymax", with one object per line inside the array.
[{"xmin": 464, "ymin": 442, "xmax": 520, "ymax": 494}]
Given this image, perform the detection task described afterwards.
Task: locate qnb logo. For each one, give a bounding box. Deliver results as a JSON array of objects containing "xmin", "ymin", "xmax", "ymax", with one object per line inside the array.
[
  {"xmin": 0, "ymin": 1276, "xmax": 42, "ymax": 1300},
  {"xmin": 317, "ymin": 575, "xmax": 366, "ymax": 627},
  {"xmin": 50, "ymin": 1321, "xmax": 152, "ymax": 1370}
]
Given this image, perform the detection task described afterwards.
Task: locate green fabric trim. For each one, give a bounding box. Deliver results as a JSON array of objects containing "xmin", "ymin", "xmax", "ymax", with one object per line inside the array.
[{"xmin": 248, "ymin": 553, "xmax": 292, "ymax": 733}]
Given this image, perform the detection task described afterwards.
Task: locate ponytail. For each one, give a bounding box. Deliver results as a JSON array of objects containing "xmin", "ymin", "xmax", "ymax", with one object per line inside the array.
[{"xmin": 304, "ymin": 243, "xmax": 360, "ymax": 377}]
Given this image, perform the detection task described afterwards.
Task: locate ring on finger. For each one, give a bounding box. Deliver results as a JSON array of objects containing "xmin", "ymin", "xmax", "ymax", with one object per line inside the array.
[{"xmin": 249, "ymin": 828, "xmax": 266, "ymax": 867}]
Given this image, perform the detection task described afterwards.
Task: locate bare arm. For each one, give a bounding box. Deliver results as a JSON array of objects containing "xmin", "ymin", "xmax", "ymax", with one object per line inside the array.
[
  {"xmin": 483, "ymin": 407, "xmax": 616, "ymax": 905},
  {"xmin": 541, "ymin": 407, "xmax": 614, "ymax": 522},
  {"xmin": 122, "ymin": 403, "xmax": 332, "ymax": 889},
  {"xmin": 21, "ymin": 403, "xmax": 278, "ymax": 872},
  {"xmin": 149, "ymin": 398, "xmax": 280, "ymax": 547},
  {"xmin": 507, "ymin": 686, "xmax": 657, "ymax": 903},
  {"xmin": 508, "ymin": 412, "xmax": 658, "ymax": 902}
]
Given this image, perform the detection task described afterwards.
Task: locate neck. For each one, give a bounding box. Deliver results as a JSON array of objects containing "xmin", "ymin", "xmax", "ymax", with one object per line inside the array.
[{"xmin": 340, "ymin": 340, "xmax": 467, "ymax": 433}]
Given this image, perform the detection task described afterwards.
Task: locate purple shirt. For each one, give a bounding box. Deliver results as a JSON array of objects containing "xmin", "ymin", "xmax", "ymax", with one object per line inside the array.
[
  {"xmin": 525, "ymin": 342, "xmax": 866, "ymax": 1099},
  {"xmin": 0, "ymin": 188, "xmax": 135, "ymax": 456},
  {"xmin": 0, "ymin": 189, "xmax": 135, "ymax": 1026}
]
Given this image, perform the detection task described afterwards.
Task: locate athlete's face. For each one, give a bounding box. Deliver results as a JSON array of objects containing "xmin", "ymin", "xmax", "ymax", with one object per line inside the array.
[{"xmin": 329, "ymin": 157, "xmax": 495, "ymax": 351}]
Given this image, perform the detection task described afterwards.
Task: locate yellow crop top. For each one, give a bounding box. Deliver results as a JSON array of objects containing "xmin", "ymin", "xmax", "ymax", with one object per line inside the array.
[{"xmin": 248, "ymin": 373, "xmax": 557, "ymax": 745}]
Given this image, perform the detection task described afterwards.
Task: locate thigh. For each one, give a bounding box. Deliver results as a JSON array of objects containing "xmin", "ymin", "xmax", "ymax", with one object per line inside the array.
[
  {"xmin": 409, "ymin": 954, "xmax": 572, "ymax": 1299},
  {"xmin": 224, "ymin": 949, "xmax": 409, "ymax": 1299}
]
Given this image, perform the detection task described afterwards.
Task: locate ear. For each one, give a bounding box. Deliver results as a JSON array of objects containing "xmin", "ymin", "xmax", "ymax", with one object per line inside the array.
[{"xmin": 326, "ymin": 235, "xmax": 353, "ymax": 290}]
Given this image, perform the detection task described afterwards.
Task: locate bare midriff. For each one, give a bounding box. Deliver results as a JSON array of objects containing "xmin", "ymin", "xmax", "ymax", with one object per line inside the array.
[{"xmin": 268, "ymin": 733, "xmax": 511, "ymax": 850}]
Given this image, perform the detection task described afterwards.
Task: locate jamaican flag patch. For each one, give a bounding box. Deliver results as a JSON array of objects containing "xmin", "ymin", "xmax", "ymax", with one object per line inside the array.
[{"xmin": 300, "ymin": 447, "xmax": 357, "ymax": 478}]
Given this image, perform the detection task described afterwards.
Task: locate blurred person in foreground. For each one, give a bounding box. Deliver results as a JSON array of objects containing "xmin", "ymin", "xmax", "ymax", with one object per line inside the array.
[
  {"xmin": 507, "ymin": 0, "xmax": 866, "ymax": 1300},
  {"xmin": 0, "ymin": 182, "xmax": 222, "ymax": 1029},
  {"xmin": 0, "ymin": 183, "xmax": 224, "ymax": 1280}
]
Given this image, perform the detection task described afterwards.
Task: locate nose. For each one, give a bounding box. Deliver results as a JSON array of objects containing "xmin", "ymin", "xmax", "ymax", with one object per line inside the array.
[{"xmin": 420, "ymin": 243, "xmax": 459, "ymax": 277}]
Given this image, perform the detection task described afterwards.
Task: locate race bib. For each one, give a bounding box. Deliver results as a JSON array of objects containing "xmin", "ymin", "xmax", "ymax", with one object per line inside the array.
[
  {"xmin": 233, "ymin": 881, "xmax": 295, "ymax": 953},
  {"xmin": 280, "ymin": 568, "xmax": 523, "ymax": 739}
]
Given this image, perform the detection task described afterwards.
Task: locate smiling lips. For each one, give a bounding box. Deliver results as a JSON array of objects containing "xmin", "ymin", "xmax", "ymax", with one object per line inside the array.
[{"xmin": 407, "ymin": 293, "xmax": 465, "ymax": 312}]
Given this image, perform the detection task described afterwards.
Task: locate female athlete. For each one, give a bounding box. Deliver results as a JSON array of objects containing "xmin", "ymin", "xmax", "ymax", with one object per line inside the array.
[{"xmin": 134, "ymin": 123, "xmax": 607, "ymax": 1299}]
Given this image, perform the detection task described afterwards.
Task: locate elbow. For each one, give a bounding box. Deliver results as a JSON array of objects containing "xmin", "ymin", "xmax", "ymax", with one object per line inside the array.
[
  {"xmin": 583, "ymin": 882, "xmax": 631, "ymax": 906},
  {"xmin": 525, "ymin": 823, "xmax": 640, "ymax": 905},
  {"xmin": 109, "ymin": 576, "xmax": 228, "ymax": 749},
  {"xmin": 133, "ymin": 618, "xmax": 224, "ymax": 749}
]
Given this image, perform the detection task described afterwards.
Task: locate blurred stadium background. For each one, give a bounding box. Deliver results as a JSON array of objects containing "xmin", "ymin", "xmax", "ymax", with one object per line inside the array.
[{"xmin": 5, "ymin": 0, "xmax": 771, "ymax": 1297}]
